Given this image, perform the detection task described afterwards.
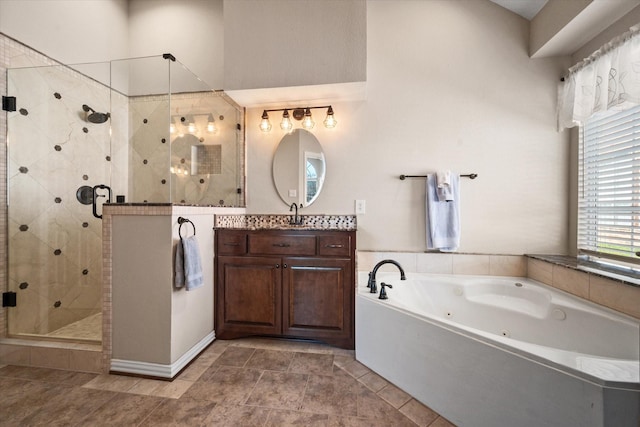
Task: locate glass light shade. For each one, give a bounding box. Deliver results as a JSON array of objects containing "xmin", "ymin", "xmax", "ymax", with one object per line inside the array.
[
  {"xmin": 259, "ymin": 110, "xmax": 272, "ymax": 132},
  {"xmin": 207, "ymin": 114, "xmax": 217, "ymax": 133},
  {"xmin": 280, "ymin": 110, "xmax": 293, "ymax": 132},
  {"xmin": 169, "ymin": 123, "xmax": 176, "ymax": 134},
  {"xmin": 301, "ymin": 108, "xmax": 315, "ymax": 130},
  {"xmin": 323, "ymin": 107, "xmax": 337, "ymax": 128},
  {"xmin": 188, "ymin": 122, "xmax": 196, "ymax": 133}
]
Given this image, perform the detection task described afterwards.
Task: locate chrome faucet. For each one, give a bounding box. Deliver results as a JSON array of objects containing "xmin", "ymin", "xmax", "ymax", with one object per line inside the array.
[
  {"xmin": 289, "ymin": 202, "xmax": 303, "ymax": 225},
  {"xmin": 368, "ymin": 259, "xmax": 406, "ymax": 293}
]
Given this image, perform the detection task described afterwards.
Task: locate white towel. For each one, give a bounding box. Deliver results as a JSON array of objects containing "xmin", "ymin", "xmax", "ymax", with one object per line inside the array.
[
  {"xmin": 436, "ymin": 170, "xmax": 454, "ymax": 202},
  {"xmin": 174, "ymin": 236, "xmax": 204, "ymax": 290},
  {"xmin": 426, "ymin": 173, "xmax": 460, "ymax": 251}
]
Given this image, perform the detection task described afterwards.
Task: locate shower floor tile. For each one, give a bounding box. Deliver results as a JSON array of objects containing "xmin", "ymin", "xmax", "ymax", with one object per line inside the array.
[{"xmin": 46, "ymin": 313, "xmax": 102, "ymax": 342}]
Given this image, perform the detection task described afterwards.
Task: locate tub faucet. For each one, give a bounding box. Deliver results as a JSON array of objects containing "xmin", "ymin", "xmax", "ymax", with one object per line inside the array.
[
  {"xmin": 368, "ymin": 259, "xmax": 406, "ymax": 294},
  {"xmin": 289, "ymin": 202, "xmax": 303, "ymax": 225}
]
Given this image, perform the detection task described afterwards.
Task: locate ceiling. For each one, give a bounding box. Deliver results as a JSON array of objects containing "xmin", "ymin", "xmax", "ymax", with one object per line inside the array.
[{"xmin": 490, "ymin": 0, "xmax": 549, "ymax": 20}]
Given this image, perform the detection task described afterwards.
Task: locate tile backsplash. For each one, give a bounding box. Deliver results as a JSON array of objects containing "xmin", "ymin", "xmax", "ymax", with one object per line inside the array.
[{"xmin": 356, "ymin": 251, "xmax": 527, "ymax": 277}]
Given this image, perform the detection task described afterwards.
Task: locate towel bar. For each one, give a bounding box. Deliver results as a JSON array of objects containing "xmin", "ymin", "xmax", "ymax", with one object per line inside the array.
[
  {"xmin": 400, "ymin": 173, "xmax": 477, "ymax": 180},
  {"xmin": 178, "ymin": 216, "xmax": 196, "ymax": 238}
]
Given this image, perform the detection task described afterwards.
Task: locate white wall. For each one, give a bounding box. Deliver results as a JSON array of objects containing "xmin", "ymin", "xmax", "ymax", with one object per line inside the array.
[
  {"xmin": 247, "ymin": 0, "xmax": 572, "ymax": 255},
  {"xmin": 0, "ymin": 0, "xmax": 128, "ymax": 64}
]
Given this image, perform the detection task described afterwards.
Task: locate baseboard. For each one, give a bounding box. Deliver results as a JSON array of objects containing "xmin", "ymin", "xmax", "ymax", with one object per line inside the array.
[{"xmin": 110, "ymin": 331, "xmax": 215, "ymax": 379}]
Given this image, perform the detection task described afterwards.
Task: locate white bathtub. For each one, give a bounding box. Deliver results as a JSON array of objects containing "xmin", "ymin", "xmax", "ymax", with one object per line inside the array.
[{"xmin": 355, "ymin": 272, "xmax": 640, "ymax": 427}]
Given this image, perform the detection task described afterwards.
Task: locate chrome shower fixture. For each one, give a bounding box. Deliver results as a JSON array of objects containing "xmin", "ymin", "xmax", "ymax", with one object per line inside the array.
[{"xmin": 82, "ymin": 104, "xmax": 110, "ymax": 124}]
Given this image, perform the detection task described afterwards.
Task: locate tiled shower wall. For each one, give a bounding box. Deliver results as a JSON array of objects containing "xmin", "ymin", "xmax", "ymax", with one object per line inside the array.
[
  {"xmin": 128, "ymin": 91, "xmax": 244, "ymax": 205},
  {"xmin": 2, "ymin": 34, "xmax": 129, "ymax": 337},
  {"xmin": 0, "ymin": 34, "xmax": 61, "ymax": 338}
]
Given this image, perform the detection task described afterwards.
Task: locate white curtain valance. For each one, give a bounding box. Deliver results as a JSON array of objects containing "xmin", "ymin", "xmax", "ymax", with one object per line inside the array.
[{"xmin": 557, "ymin": 25, "xmax": 640, "ymax": 131}]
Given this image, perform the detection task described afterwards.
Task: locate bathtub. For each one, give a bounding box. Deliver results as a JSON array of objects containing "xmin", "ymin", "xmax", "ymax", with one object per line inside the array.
[{"xmin": 355, "ymin": 272, "xmax": 640, "ymax": 427}]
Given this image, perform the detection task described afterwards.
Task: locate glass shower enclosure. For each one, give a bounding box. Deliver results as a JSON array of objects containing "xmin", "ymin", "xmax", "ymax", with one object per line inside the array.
[{"xmin": 6, "ymin": 55, "xmax": 244, "ymax": 343}]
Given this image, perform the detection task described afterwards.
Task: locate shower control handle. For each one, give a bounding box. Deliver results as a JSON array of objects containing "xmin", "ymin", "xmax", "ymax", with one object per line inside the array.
[{"xmin": 92, "ymin": 185, "xmax": 112, "ymax": 219}]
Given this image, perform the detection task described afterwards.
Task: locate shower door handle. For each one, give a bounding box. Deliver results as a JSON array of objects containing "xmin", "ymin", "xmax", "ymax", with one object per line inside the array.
[{"xmin": 92, "ymin": 185, "xmax": 112, "ymax": 219}]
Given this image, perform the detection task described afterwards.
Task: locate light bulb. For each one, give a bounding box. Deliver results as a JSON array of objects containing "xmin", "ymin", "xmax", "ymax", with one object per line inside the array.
[
  {"xmin": 280, "ymin": 109, "xmax": 293, "ymax": 132},
  {"xmin": 188, "ymin": 122, "xmax": 196, "ymax": 133},
  {"xmin": 170, "ymin": 122, "xmax": 176, "ymax": 134},
  {"xmin": 301, "ymin": 108, "xmax": 315, "ymax": 130},
  {"xmin": 323, "ymin": 106, "xmax": 337, "ymax": 128},
  {"xmin": 259, "ymin": 110, "xmax": 272, "ymax": 132}
]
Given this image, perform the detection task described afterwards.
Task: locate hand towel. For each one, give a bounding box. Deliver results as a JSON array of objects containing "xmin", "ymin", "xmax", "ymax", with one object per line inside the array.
[
  {"xmin": 436, "ymin": 170, "xmax": 454, "ymax": 202},
  {"xmin": 175, "ymin": 241, "xmax": 185, "ymax": 288},
  {"xmin": 175, "ymin": 236, "xmax": 204, "ymax": 290},
  {"xmin": 426, "ymin": 173, "xmax": 460, "ymax": 251}
]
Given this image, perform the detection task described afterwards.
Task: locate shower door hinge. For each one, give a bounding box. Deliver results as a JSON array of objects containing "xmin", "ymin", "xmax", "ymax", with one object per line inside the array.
[
  {"xmin": 2, "ymin": 291, "xmax": 17, "ymax": 307},
  {"xmin": 2, "ymin": 96, "xmax": 16, "ymax": 112}
]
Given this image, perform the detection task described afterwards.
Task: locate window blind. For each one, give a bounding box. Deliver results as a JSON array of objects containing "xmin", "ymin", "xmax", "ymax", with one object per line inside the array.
[{"xmin": 579, "ymin": 104, "xmax": 640, "ymax": 264}]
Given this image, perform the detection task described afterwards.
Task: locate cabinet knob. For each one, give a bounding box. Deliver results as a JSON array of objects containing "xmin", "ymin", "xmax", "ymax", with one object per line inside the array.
[
  {"xmin": 283, "ymin": 263, "xmax": 288, "ymax": 268},
  {"xmin": 275, "ymin": 264, "xmax": 280, "ymax": 268}
]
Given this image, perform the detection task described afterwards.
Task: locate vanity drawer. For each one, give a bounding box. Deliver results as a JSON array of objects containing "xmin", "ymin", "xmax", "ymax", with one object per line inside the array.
[
  {"xmin": 249, "ymin": 234, "xmax": 316, "ymax": 256},
  {"xmin": 318, "ymin": 234, "xmax": 351, "ymax": 256},
  {"xmin": 217, "ymin": 231, "xmax": 247, "ymax": 255}
]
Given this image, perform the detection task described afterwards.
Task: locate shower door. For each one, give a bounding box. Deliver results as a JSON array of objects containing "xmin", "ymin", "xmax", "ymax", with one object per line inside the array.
[{"xmin": 6, "ymin": 64, "xmax": 114, "ymax": 343}]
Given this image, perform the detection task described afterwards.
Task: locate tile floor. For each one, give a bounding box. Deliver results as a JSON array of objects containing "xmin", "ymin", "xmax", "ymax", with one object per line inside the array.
[
  {"xmin": 0, "ymin": 337, "xmax": 456, "ymax": 426},
  {"xmin": 45, "ymin": 313, "xmax": 102, "ymax": 342}
]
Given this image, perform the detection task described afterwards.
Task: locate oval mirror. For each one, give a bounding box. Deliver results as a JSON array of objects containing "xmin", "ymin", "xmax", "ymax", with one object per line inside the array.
[{"xmin": 272, "ymin": 129, "xmax": 326, "ymax": 206}]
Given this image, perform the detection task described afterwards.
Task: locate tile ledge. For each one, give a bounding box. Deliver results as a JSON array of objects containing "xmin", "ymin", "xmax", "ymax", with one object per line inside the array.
[
  {"xmin": 0, "ymin": 337, "xmax": 102, "ymax": 351},
  {"xmin": 526, "ymin": 254, "xmax": 640, "ymax": 288}
]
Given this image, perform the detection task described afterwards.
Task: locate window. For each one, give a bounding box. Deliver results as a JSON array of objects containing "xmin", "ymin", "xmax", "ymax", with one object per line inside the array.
[
  {"xmin": 578, "ymin": 104, "xmax": 640, "ymax": 266},
  {"xmin": 305, "ymin": 160, "xmax": 318, "ymax": 204}
]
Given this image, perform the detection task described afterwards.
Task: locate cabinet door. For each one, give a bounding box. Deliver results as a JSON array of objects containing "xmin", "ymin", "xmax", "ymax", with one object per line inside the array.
[
  {"xmin": 282, "ymin": 257, "xmax": 353, "ymax": 348},
  {"xmin": 216, "ymin": 256, "xmax": 281, "ymax": 338}
]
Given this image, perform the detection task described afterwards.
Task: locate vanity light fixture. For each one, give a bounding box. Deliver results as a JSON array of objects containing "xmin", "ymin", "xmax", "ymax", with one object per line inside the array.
[{"xmin": 259, "ymin": 105, "xmax": 337, "ymax": 133}]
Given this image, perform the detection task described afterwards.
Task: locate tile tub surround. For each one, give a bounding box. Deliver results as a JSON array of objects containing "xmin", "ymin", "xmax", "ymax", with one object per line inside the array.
[
  {"xmin": 215, "ymin": 214, "xmax": 357, "ymax": 231},
  {"xmin": 0, "ymin": 338, "xmax": 455, "ymax": 427},
  {"xmin": 357, "ymin": 251, "xmax": 528, "ymax": 277},
  {"xmin": 527, "ymin": 255, "xmax": 640, "ymax": 319}
]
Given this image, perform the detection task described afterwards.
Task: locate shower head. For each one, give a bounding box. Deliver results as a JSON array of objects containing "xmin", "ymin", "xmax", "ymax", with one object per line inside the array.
[
  {"xmin": 82, "ymin": 104, "xmax": 110, "ymax": 124},
  {"xmin": 87, "ymin": 112, "xmax": 110, "ymax": 124}
]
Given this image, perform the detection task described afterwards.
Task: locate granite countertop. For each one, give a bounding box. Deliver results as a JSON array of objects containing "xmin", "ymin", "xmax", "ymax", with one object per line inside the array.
[
  {"xmin": 214, "ymin": 214, "xmax": 357, "ymax": 231},
  {"xmin": 527, "ymin": 254, "xmax": 640, "ymax": 287}
]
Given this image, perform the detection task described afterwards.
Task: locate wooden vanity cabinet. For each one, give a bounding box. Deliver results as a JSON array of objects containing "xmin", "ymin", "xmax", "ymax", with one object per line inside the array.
[{"xmin": 215, "ymin": 229, "xmax": 355, "ymax": 349}]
